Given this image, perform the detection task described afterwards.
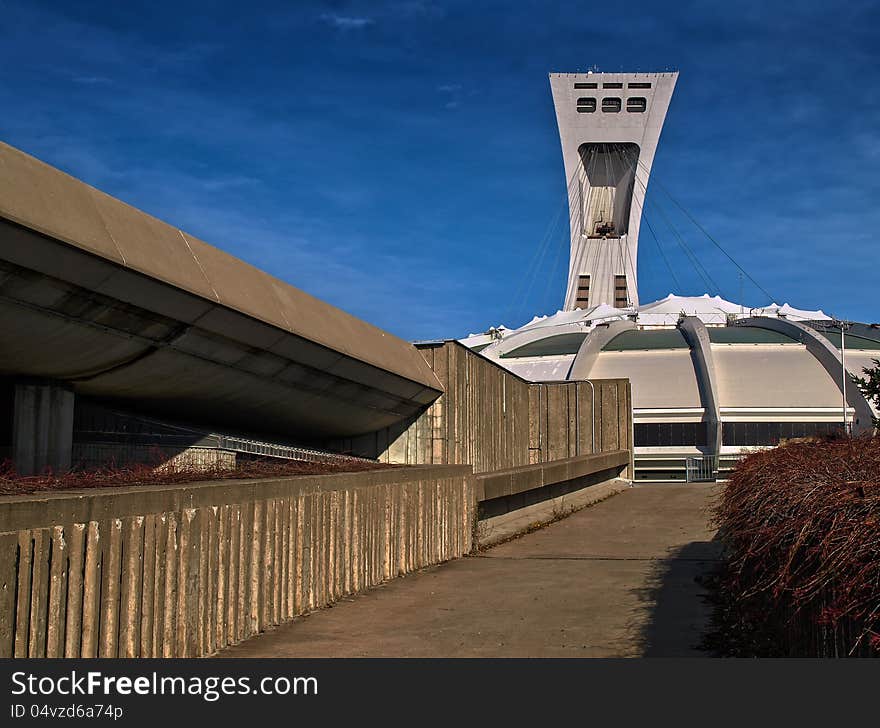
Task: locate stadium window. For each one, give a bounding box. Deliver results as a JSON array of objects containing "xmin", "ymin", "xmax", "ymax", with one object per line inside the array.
[
  {"xmin": 634, "ymin": 422, "xmax": 709, "ymax": 446},
  {"xmin": 574, "ymin": 82, "xmax": 598, "ymax": 89},
  {"xmin": 576, "ymin": 97, "xmax": 596, "ymax": 113},
  {"xmin": 628, "ymin": 82, "xmax": 652, "ymax": 89},
  {"xmin": 602, "ymin": 97, "xmax": 622, "ymax": 112},
  {"xmin": 627, "ymin": 97, "xmax": 647, "ymax": 113},
  {"xmin": 602, "ymin": 82, "xmax": 623, "ymax": 89},
  {"xmin": 721, "ymin": 421, "xmax": 843, "ymax": 446}
]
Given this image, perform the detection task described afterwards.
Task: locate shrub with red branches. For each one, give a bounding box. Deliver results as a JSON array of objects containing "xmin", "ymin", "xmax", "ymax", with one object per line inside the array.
[
  {"xmin": 714, "ymin": 435, "xmax": 880, "ymax": 657},
  {"xmin": 0, "ymin": 455, "xmax": 395, "ymax": 496}
]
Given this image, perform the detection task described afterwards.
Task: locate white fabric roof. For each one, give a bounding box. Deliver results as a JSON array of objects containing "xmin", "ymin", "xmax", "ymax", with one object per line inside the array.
[
  {"xmin": 514, "ymin": 303, "xmax": 630, "ymax": 333},
  {"xmin": 753, "ymin": 303, "xmax": 831, "ymax": 321},
  {"xmin": 501, "ymin": 356, "xmax": 575, "ymax": 382},
  {"xmin": 459, "ymin": 294, "xmax": 831, "ymax": 347}
]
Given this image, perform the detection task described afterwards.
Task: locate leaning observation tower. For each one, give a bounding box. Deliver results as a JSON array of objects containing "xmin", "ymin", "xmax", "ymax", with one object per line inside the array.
[
  {"xmin": 461, "ymin": 71, "xmax": 878, "ymax": 482},
  {"xmin": 550, "ymin": 71, "xmax": 677, "ymax": 311}
]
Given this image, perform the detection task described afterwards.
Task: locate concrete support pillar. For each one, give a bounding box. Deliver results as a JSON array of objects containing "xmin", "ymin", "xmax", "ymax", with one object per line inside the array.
[
  {"xmin": 13, "ymin": 383, "xmax": 74, "ymax": 475},
  {"xmin": 678, "ymin": 316, "xmax": 722, "ymax": 458}
]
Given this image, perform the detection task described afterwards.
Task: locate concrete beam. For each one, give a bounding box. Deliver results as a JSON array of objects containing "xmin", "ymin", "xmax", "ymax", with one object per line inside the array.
[
  {"xmin": 735, "ymin": 316, "xmax": 874, "ymax": 434},
  {"xmin": 677, "ymin": 316, "xmax": 722, "ymax": 456},
  {"xmin": 13, "ymin": 382, "xmax": 74, "ymax": 475}
]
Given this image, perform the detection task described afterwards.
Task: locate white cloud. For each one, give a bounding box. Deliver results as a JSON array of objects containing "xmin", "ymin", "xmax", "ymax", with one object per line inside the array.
[
  {"xmin": 319, "ymin": 13, "xmax": 374, "ymax": 30},
  {"xmin": 72, "ymin": 75, "xmax": 113, "ymax": 85}
]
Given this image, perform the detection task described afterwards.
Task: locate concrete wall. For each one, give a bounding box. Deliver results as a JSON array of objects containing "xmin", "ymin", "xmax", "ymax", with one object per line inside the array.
[
  {"xmin": 0, "ymin": 464, "xmax": 473, "ymax": 658},
  {"xmin": 334, "ymin": 342, "xmax": 632, "ymax": 475},
  {"xmin": 334, "ymin": 342, "xmax": 530, "ymax": 472},
  {"xmin": 529, "ymin": 379, "xmax": 632, "ymax": 469}
]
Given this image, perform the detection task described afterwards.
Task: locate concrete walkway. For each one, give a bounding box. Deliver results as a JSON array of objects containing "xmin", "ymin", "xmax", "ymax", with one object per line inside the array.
[{"xmin": 219, "ymin": 483, "xmax": 721, "ymax": 658}]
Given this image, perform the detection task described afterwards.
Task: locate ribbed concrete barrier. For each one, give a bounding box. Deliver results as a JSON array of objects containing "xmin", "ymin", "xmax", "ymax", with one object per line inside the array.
[{"xmin": 0, "ymin": 465, "xmax": 473, "ymax": 658}]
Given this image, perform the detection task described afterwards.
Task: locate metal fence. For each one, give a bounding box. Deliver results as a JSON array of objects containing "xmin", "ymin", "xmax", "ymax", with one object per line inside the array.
[{"xmin": 685, "ymin": 456, "xmax": 718, "ymax": 483}]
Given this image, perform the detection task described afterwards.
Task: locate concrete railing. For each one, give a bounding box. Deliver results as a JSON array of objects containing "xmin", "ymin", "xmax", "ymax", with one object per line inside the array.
[
  {"xmin": 473, "ymin": 451, "xmax": 631, "ymax": 546},
  {"xmin": 0, "ymin": 465, "xmax": 473, "ymax": 658},
  {"xmin": 475, "ymin": 450, "xmax": 630, "ymax": 504}
]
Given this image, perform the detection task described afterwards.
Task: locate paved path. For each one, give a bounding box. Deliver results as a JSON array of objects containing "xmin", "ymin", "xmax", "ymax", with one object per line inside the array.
[{"xmin": 219, "ymin": 483, "xmax": 721, "ymax": 658}]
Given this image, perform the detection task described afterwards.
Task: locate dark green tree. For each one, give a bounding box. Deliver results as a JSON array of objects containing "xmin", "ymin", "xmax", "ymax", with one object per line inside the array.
[{"xmin": 853, "ymin": 358, "xmax": 880, "ymax": 427}]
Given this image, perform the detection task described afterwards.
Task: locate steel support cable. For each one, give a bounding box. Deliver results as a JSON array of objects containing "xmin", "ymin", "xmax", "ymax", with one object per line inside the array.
[
  {"xmin": 621, "ymin": 146, "xmax": 707, "ymax": 287},
  {"xmin": 624, "ymin": 149, "xmax": 683, "ymax": 293},
  {"xmin": 585, "ymin": 143, "xmax": 626, "ymax": 307},
  {"xmin": 570, "ymin": 154, "xmax": 594, "ymax": 273},
  {"xmin": 615, "ymin": 144, "xmax": 636, "ymax": 305},
  {"xmin": 540, "ymin": 160, "xmax": 591, "ymax": 311},
  {"xmin": 538, "ymin": 218, "xmax": 568, "ymax": 311},
  {"xmin": 608, "ymin": 145, "xmax": 640, "ymax": 299},
  {"xmin": 621, "ymin": 146, "xmax": 691, "ymax": 292},
  {"xmin": 642, "ymin": 207, "xmax": 684, "ymax": 293},
  {"xmin": 570, "ymin": 157, "xmax": 605, "ymax": 311},
  {"xmin": 621, "ymin": 146, "xmax": 722, "ymax": 297},
  {"xmin": 606, "ymin": 143, "xmax": 638, "ymax": 307},
  {"xmin": 507, "ymin": 189, "xmax": 566, "ymax": 312},
  {"xmin": 651, "ymin": 195, "xmax": 723, "ymax": 297},
  {"xmin": 523, "ymin": 165, "xmax": 582, "ymax": 314},
  {"xmin": 504, "ymin": 160, "xmax": 586, "ymax": 325},
  {"xmin": 627, "ymin": 152, "xmax": 776, "ymax": 303},
  {"xmin": 566, "ymin": 158, "xmax": 600, "ymax": 299},
  {"xmin": 621, "ymin": 157, "xmax": 640, "ymax": 304},
  {"xmin": 559, "ymin": 158, "xmax": 605, "ymax": 313}
]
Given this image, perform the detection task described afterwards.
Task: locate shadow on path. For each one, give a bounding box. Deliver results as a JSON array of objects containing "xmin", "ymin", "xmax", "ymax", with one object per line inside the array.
[{"xmin": 635, "ymin": 538, "xmax": 724, "ymax": 656}]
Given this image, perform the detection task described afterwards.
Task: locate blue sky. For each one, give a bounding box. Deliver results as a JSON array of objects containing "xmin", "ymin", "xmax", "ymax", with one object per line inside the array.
[{"xmin": 1, "ymin": 0, "xmax": 878, "ymax": 340}]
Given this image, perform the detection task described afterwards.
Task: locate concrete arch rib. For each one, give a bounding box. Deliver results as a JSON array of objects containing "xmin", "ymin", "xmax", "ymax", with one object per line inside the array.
[
  {"xmin": 735, "ymin": 316, "xmax": 874, "ymax": 434},
  {"xmin": 568, "ymin": 319, "xmax": 636, "ymax": 380},
  {"xmin": 480, "ymin": 322, "xmax": 594, "ymax": 360},
  {"xmin": 677, "ymin": 316, "xmax": 721, "ymax": 456}
]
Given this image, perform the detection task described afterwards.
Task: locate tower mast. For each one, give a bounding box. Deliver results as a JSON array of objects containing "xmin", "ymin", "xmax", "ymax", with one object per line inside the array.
[{"xmin": 549, "ymin": 71, "xmax": 678, "ymax": 310}]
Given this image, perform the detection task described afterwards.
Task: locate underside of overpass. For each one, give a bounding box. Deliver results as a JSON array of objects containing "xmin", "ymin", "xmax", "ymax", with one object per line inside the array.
[{"xmin": 0, "ymin": 142, "xmax": 443, "ymax": 474}]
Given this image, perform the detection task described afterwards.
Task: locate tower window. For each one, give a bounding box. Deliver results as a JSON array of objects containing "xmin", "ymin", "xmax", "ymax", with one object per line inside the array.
[
  {"xmin": 627, "ymin": 97, "xmax": 647, "ymax": 112},
  {"xmin": 576, "ymin": 275, "xmax": 591, "ymax": 308},
  {"xmin": 628, "ymin": 82, "xmax": 652, "ymax": 89},
  {"xmin": 574, "ymin": 82, "xmax": 598, "ymax": 89},
  {"xmin": 602, "ymin": 82, "xmax": 623, "ymax": 89},
  {"xmin": 601, "ymin": 97, "xmax": 622, "ymax": 112},
  {"xmin": 614, "ymin": 275, "xmax": 629, "ymax": 308},
  {"xmin": 576, "ymin": 97, "xmax": 596, "ymax": 113}
]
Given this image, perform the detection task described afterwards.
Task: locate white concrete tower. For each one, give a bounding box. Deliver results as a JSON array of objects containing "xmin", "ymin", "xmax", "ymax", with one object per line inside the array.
[{"xmin": 550, "ymin": 71, "xmax": 677, "ymax": 310}]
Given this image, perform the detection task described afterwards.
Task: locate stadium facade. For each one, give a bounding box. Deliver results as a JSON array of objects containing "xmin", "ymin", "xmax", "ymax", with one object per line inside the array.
[{"xmin": 462, "ymin": 72, "xmax": 878, "ymax": 481}]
